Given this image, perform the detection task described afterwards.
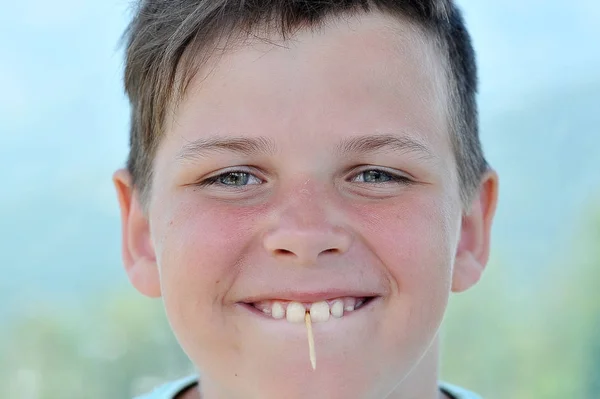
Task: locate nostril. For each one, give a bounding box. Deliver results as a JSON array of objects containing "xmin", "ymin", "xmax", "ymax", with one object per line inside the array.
[
  {"xmin": 274, "ymin": 249, "xmax": 294, "ymax": 256},
  {"xmin": 272, "ymin": 248, "xmax": 339, "ymax": 258}
]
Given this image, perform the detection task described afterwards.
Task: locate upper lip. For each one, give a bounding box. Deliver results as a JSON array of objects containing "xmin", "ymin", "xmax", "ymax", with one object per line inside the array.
[
  {"xmin": 239, "ymin": 288, "xmax": 382, "ymax": 304},
  {"xmin": 233, "ymin": 264, "xmax": 387, "ymax": 304}
]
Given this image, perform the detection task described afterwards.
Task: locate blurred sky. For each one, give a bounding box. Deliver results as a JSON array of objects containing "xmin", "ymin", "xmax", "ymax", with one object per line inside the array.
[{"xmin": 1, "ymin": 0, "xmax": 599, "ymax": 313}]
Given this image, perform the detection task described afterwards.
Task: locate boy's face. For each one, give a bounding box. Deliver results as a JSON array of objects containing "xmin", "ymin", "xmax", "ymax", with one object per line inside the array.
[{"xmin": 115, "ymin": 12, "xmax": 497, "ymax": 399}]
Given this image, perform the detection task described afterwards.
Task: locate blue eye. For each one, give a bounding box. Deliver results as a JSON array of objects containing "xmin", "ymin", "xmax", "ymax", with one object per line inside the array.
[
  {"xmin": 198, "ymin": 171, "xmax": 262, "ymax": 187},
  {"xmin": 196, "ymin": 168, "xmax": 410, "ymax": 188},
  {"xmin": 352, "ymin": 169, "xmax": 411, "ymax": 184}
]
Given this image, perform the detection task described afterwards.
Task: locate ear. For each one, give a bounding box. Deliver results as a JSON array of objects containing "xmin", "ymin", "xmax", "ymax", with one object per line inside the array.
[
  {"xmin": 452, "ymin": 170, "xmax": 499, "ymax": 293},
  {"xmin": 112, "ymin": 169, "xmax": 161, "ymax": 298}
]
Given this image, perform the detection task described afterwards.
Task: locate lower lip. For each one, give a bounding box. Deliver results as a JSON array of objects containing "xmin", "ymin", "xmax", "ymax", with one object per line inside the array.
[{"xmin": 236, "ymin": 296, "xmax": 380, "ymax": 328}]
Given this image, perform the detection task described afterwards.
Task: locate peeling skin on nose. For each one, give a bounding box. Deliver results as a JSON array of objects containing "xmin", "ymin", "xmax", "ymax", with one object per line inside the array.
[{"xmin": 298, "ymin": 179, "xmax": 313, "ymax": 199}]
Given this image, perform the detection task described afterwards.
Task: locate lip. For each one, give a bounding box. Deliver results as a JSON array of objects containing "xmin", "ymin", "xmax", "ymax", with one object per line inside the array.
[{"xmin": 238, "ymin": 289, "xmax": 383, "ymax": 304}]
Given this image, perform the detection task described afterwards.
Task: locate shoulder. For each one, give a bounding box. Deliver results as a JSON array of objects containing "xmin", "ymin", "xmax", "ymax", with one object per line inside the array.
[
  {"xmin": 134, "ymin": 375, "xmax": 199, "ymax": 399},
  {"xmin": 439, "ymin": 381, "xmax": 482, "ymax": 399}
]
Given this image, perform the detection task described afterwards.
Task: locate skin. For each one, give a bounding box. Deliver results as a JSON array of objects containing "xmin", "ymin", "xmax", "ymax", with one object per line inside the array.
[{"xmin": 114, "ymin": 11, "xmax": 498, "ymax": 399}]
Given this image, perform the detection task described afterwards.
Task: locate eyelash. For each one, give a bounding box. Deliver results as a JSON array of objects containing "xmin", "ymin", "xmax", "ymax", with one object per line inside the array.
[{"xmin": 196, "ymin": 168, "xmax": 412, "ymax": 188}]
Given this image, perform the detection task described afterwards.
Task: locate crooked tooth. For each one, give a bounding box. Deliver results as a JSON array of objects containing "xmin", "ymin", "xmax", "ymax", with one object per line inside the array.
[
  {"xmin": 309, "ymin": 301, "xmax": 330, "ymax": 323},
  {"xmin": 343, "ymin": 297, "xmax": 357, "ymax": 312},
  {"xmin": 271, "ymin": 302, "xmax": 285, "ymax": 319},
  {"xmin": 330, "ymin": 300, "xmax": 344, "ymax": 318},
  {"xmin": 286, "ymin": 302, "xmax": 306, "ymax": 323}
]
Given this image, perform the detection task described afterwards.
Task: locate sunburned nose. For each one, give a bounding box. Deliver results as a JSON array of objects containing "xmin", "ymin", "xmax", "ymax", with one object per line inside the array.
[{"xmin": 262, "ymin": 179, "xmax": 352, "ymax": 265}]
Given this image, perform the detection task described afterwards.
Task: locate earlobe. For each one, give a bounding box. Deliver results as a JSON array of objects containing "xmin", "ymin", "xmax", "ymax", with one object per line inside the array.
[
  {"xmin": 113, "ymin": 169, "xmax": 161, "ymax": 298},
  {"xmin": 452, "ymin": 252, "xmax": 481, "ymax": 292},
  {"xmin": 452, "ymin": 170, "xmax": 499, "ymax": 293}
]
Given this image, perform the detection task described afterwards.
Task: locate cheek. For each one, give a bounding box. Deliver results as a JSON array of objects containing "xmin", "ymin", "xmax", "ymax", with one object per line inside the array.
[
  {"xmin": 154, "ymin": 196, "xmax": 265, "ymax": 344},
  {"xmin": 356, "ymin": 192, "xmax": 456, "ymax": 327},
  {"xmin": 364, "ymin": 196, "xmax": 453, "ymax": 282}
]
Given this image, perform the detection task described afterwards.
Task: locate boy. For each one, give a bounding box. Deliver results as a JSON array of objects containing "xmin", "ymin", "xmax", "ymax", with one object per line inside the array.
[{"xmin": 113, "ymin": 0, "xmax": 499, "ymax": 398}]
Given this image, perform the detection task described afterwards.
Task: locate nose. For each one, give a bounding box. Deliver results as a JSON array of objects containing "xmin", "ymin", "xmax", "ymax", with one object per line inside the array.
[
  {"xmin": 262, "ymin": 189, "xmax": 352, "ymax": 266},
  {"xmin": 263, "ymin": 225, "xmax": 352, "ymax": 266}
]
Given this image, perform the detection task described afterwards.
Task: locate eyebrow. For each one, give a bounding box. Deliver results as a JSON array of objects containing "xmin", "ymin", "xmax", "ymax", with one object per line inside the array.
[
  {"xmin": 335, "ymin": 133, "xmax": 434, "ymax": 159},
  {"xmin": 176, "ymin": 133, "xmax": 434, "ymax": 161},
  {"xmin": 176, "ymin": 136, "xmax": 278, "ymax": 161}
]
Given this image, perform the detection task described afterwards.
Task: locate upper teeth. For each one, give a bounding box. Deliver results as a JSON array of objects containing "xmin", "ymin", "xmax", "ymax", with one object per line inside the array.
[
  {"xmin": 286, "ymin": 302, "xmax": 306, "ymax": 323},
  {"xmin": 309, "ymin": 301, "xmax": 330, "ymax": 322},
  {"xmin": 252, "ymin": 297, "xmax": 366, "ymax": 322},
  {"xmin": 271, "ymin": 302, "xmax": 285, "ymax": 319}
]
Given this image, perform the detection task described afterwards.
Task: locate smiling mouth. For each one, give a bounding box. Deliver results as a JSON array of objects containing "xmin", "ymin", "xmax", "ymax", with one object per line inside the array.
[{"xmin": 241, "ymin": 296, "xmax": 378, "ymax": 323}]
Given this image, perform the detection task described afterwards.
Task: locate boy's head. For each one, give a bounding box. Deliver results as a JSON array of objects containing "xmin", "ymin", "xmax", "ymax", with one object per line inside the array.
[{"xmin": 114, "ymin": 1, "xmax": 498, "ymax": 398}]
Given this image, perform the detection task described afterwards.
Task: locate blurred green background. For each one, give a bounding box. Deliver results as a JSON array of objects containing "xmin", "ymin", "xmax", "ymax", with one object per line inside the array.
[{"xmin": 1, "ymin": 0, "xmax": 599, "ymax": 398}]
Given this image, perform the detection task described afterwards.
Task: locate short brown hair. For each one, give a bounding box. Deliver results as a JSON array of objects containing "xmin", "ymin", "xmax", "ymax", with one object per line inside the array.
[{"xmin": 122, "ymin": 0, "xmax": 488, "ymax": 208}]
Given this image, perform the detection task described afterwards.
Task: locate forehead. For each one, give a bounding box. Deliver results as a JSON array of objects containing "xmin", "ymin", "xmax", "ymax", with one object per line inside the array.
[{"xmin": 162, "ymin": 11, "xmax": 452, "ymax": 167}]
